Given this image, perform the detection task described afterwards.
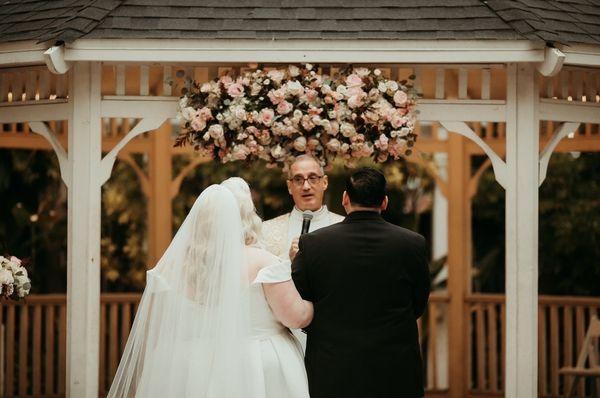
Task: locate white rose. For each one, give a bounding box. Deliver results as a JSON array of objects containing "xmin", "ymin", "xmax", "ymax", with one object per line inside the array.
[
  {"xmin": 293, "ymin": 136, "xmax": 307, "ymax": 152},
  {"xmin": 288, "ymin": 65, "xmax": 300, "ymax": 77},
  {"xmin": 378, "ymin": 82, "xmax": 387, "ymax": 92},
  {"xmin": 0, "ymin": 269, "xmax": 14, "ymax": 285},
  {"xmin": 286, "ymin": 81, "xmax": 304, "ymax": 96},
  {"xmin": 305, "ymin": 63, "xmax": 313, "ymax": 71},
  {"xmin": 178, "ymin": 96, "xmax": 188, "ymax": 109},
  {"xmin": 180, "ymin": 107, "xmax": 196, "ymax": 122},
  {"xmin": 340, "ymin": 122, "xmax": 357, "ymax": 138},
  {"xmin": 336, "ymin": 85, "xmax": 348, "ymax": 96},
  {"xmin": 386, "ymin": 80, "xmax": 399, "ymax": 92},
  {"xmin": 374, "ymin": 69, "xmax": 382, "ymax": 76}
]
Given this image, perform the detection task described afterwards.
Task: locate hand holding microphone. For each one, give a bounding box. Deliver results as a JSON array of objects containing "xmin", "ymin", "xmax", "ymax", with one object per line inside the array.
[{"xmin": 290, "ymin": 212, "xmax": 314, "ymax": 260}]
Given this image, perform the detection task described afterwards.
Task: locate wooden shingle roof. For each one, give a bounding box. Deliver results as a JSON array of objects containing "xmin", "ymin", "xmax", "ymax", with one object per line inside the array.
[{"xmin": 0, "ymin": 0, "xmax": 598, "ymax": 45}]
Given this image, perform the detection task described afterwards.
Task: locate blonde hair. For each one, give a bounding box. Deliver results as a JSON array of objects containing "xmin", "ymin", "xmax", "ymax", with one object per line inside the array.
[{"xmin": 221, "ymin": 177, "xmax": 263, "ymax": 245}]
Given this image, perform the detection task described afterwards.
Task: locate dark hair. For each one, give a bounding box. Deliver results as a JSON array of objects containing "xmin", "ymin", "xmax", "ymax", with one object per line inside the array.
[{"xmin": 345, "ymin": 167, "xmax": 386, "ymax": 207}]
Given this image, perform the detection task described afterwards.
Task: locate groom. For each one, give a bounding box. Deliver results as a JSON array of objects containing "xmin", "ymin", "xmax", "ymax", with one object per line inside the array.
[{"xmin": 292, "ymin": 167, "xmax": 430, "ymax": 398}]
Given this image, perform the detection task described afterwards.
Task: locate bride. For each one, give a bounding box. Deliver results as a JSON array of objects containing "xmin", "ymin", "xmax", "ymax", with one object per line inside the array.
[{"xmin": 107, "ymin": 178, "xmax": 312, "ymax": 398}]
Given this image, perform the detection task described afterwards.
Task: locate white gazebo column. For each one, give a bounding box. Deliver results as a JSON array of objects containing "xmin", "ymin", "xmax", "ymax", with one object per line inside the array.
[
  {"xmin": 66, "ymin": 61, "xmax": 102, "ymax": 398},
  {"xmin": 504, "ymin": 63, "xmax": 539, "ymax": 398}
]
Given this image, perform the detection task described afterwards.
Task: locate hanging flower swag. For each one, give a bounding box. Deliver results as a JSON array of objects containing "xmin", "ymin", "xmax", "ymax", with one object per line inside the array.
[{"xmin": 175, "ymin": 64, "xmax": 419, "ymax": 167}]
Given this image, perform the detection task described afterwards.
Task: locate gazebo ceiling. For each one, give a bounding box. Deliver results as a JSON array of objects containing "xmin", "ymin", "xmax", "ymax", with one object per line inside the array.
[{"xmin": 0, "ymin": 0, "xmax": 599, "ymax": 45}]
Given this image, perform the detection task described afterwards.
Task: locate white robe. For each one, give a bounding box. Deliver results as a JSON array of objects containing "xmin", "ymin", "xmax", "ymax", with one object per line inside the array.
[{"xmin": 262, "ymin": 206, "xmax": 345, "ymax": 350}]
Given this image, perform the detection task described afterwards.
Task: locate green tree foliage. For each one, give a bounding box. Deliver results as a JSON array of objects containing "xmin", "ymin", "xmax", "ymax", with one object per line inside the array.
[{"xmin": 472, "ymin": 152, "xmax": 600, "ymax": 295}]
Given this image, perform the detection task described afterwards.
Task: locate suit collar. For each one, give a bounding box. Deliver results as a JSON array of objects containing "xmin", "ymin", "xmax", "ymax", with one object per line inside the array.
[{"xmin": 343, "ymin": 210, "xmax": 384, "ymax": 223}]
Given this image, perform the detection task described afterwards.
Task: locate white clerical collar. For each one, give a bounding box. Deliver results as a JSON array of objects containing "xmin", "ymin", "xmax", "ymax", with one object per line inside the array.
[{"xmin": 291, "ymin": 205, "xmax": 328, "ymax": 220}]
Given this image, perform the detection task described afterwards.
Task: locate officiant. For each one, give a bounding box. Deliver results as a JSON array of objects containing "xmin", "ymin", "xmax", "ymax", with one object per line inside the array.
[{"xmin": 262, "ymin": 155, "xmax": 344, "ymax": 261}]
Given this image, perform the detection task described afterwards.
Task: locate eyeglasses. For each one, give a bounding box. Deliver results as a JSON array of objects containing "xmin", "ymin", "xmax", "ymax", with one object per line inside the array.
[{"xmin": 288, "ymin": 174, "xmax": 324, "ymax": 187}]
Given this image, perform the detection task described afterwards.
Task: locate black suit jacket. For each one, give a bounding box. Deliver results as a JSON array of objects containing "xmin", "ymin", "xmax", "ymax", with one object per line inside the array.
[{"xmin": 292, "ymin": 211, "xmax": 430, "ymax": 398}]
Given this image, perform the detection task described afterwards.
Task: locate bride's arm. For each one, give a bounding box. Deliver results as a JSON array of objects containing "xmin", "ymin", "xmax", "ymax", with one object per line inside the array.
[{"xmin": 263, "ymin": 281, "xmax": 314, "ymax": 329}]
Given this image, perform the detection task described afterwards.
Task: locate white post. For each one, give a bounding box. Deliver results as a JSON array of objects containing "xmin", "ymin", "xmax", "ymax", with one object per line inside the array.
[
  {"xmin": 432, "ymin": 152, "xmax": 449, "ymax": 261},
  {"xmin": 505, "ymin": 63, "xmax": 539, "ymax": 398},
  {"xmin": 66, "ymin": 61, "xmax": 102, "ymax": 398}
]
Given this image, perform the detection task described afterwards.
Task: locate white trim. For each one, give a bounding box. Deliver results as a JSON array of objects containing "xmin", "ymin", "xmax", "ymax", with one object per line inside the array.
[
  {"xmin": 100, "ymin": 97, "xmax": 177, "ymax": 118},
  {"xmin": 63, "ymin": 39, "xmax": 546, "ymax": 63},
  {"xmin": 0, "ymin": 102, "xmax": 70, "ymax": 123},
  {"xmin": 539, "ymin": 99, "xmax": 600, "ymax": 124},
  {"xmin": 561, "ymin": 44, "xmax": 600, "ymax": 67},
  {"xmin": 538, "ymin": 122, "xmax": 580, "ymax": 186},
  {"xmin": 0, "ymin": 41, "xmax": 46, "ymax": 67}
]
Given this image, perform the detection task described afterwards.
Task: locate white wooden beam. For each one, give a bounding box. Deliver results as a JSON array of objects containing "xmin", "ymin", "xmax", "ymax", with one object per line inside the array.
[
  {"xmin": 0, "ymin": 41, "xmax": 46, "ymax": 67},
  {"xmin": 539, "ymin": 99, "xmax": 600, "ymax": 123},
  {"xmin": 0, "ymin": 101, "xmax": 69, "ymax": 123},
  {"xmin": 66, "ymin": 61, "xmax": 102, "ymax": 398},
  {"xmin": 418, "ymin": 100, "xmax": 506, "ymax": 122},
  {"xmin": 100, "ymin": 97, "xmax": 177, "ymax": 118},
  {"xmin": 64, "ymin": 39, "xmax": 546, "ymax": 64},
  {"xmin": 504, "ymin": 62, "xmax": 539, "ymax": 398}
]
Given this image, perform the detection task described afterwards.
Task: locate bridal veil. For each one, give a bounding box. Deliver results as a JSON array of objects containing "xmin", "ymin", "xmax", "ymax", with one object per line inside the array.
[{"xmin": 107, "ymin": 184, "xmax": 260, "ymax": 398}]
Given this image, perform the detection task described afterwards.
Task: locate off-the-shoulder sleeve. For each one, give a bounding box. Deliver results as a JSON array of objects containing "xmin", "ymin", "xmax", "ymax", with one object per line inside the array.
[
  {"xmin": 145, "ymin": 269, "xmax": 171, "ymax": 293},
  {"xmin": 252, "ymin": 259, "xmax": 292, "ymax": 284}
]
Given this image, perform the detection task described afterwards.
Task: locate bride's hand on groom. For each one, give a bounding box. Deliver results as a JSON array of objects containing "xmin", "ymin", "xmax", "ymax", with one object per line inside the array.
[{"xmin": 289, "ymin": 237, "xmax": 300, "ymax": 260}]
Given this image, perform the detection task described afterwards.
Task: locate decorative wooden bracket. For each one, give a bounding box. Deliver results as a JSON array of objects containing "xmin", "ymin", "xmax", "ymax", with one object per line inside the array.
[
  {"xmin": 28, "ymin": 121, "xmax": 70, "ymax": 187},
  {"xmin": 538, "ymin": 122, "xmax": 580, "ymax": 186},
  {"xmin": 99, "ymin": 116, "xmax": 168, "ymax": 185},
  {"xmin": 440, "ymin": 121, "xmax": 507, "ymax": 189}
]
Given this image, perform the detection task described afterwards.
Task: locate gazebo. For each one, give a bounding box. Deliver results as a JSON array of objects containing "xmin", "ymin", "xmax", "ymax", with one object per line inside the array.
[{"xmin": 1, "ymin": 1, "xmax": 599, "ymax": 397}]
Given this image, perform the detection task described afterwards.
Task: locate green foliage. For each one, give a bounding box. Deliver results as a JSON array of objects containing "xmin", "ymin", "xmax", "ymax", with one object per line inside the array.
[
  {"xmin": 0, "ymin": 149, "xmax": 67, "ymax": 293},
  {"xmin": 472, "ymin": 152, "xmax": 600, "ymax": 296}
]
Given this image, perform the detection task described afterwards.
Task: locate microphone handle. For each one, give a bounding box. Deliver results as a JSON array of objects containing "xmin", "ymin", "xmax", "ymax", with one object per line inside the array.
[{"xmin": 301, "ymin": 219, "xmax": 311, "ymax": 235}]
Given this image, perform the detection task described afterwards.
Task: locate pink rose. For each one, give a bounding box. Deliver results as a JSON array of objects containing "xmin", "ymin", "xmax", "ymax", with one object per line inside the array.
[
  {"xmin": 267, "ymin": 69, "xmax": 285, "ymax": 83},
  {"xmin": 293, "ymin": 136, "xmax": 307, "ymax": 152},
  {"xmin": 394, "ymin": 90, "xmax": 408, "ymax": 106},
  {"xmin": 232, "ymin": 145, "xmax": 250, "ymax": 160},
  {"xmin": 259, "ymin": 108, "xmax": 275, "ymax": 126},
  {"xmin": 340, "ymin": 122, "xmax": 356, "ymax": 138},
  {"xmin": 208, "ymin": 124, "xmax": 224, "ymax": 140},
  {"xmin": 191, "ymin": 116, "xmax": 206, "ymax": 131},
  {"xmin": 347, "ymin": 86, "xmax": 364, "ymax": 97},
  {"xmin": 245, "ymin": 126, "xmax": 259, "ymax": 137},
  {"xmin": 388, "ymin": 110, "xmax": 406, "ymax": 129},
  {"xmin": 374, "ymin": 134, "xmax": 389, "ymax": 151},
  {"xmin": 219, "ymin": 75, "xmax": 233, "ymax": 88},
  {"xmin": 301, "ymin": 115, "xmax": 315, "ymax": 131},
  {"xmin": 227, "ymin": 83, "xmax": 245, "ymax": 98},
  {"xmin": 277, "ymin": 100, "xmax": 294, "ymax": 115},
  {"xmin": 347, "ymin": 94, "xmax": 366, "ymax": 109},
  {"xmin": 345, "ymin": 73, "xmax": 364, "ymax": 88},
  {"xmin": 353, "ymin": 67, "xmax": 370, "ymax": 77},
  {"xmin": 267, "ymin": 88, "xmax": 286, "ymax": 105},
  {"xmin": 198, "ymin": 107, "xmax": 212, "ymax": 121}
]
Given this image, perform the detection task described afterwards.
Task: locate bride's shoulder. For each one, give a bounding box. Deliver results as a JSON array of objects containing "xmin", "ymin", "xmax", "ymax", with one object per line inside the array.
[{"xmin": 245, "ymin": 246, "xmax": 280, "ymax": 268}]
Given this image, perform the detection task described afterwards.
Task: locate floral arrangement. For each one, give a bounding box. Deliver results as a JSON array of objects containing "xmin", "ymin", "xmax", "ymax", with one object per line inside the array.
[
  {"xmin": 175, "ymin": 64, "xmax": 418, "ymax": 168},
  {"xmin": 0, "ymin": 255, "xmax": 31, "ymax": 300}
]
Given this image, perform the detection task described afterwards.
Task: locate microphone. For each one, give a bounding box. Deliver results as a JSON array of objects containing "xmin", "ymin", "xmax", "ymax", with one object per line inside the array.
[{"xmin": 301, "ymin": 212, "xmax": 313, "ymax": 235}]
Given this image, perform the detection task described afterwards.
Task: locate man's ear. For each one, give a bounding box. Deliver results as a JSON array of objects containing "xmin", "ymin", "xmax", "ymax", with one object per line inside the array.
[
  {"xmin": 380, "ymin": 195, "xmax": 389, "ymax": 211},
  {"xmin": 286, "ymin": 179, "xmax": 293, "ymax": 195},
  {"xmin": 342, "ymin": 191, "xmax": 349, "ymax": 207},
  {"xmin": 322, "ymin": 175, "xmax": 329, "ymax": 190}
]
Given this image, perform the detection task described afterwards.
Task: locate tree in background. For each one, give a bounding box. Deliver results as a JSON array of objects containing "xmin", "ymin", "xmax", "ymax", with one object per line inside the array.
[{"xmin": 472, "ymin": 152, "xmax": 600, "ymax": 296}]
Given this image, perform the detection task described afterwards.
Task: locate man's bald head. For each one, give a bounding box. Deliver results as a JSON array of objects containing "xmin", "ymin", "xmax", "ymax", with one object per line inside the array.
[{"xmin": 287, "ymin": 155, "xmax": 324, "ymax": 179}]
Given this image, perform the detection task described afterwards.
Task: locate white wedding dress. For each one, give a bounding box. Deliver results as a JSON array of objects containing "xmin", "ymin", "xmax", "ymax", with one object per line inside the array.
[
  {"xmin": 249, "ymin": 257, "xmax": 310, "ymax": 398},
  {"xmin": 107, "ymin": 185, "xmax": 309, "ymax": 398}
]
